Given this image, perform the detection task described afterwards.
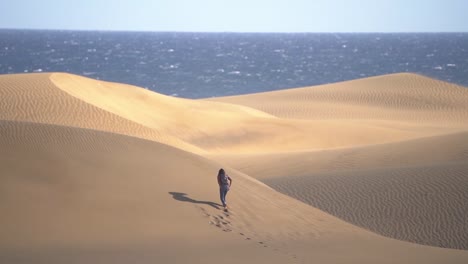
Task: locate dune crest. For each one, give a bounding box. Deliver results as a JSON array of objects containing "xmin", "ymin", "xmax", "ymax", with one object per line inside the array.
[
  {"xmin": 212, "ymin": 131, "xmax": 468, "ymax": 249},
  {"xmin": 207, "ymin": 73, "xmax": 468, "ymax": 250},
  {"xmin": 1, "ymin": 72, "xmax": 468, "ymax": 263},
  {"xmin": 50, "ymin": 73, "xmax": 468, "ymax": 154},
  {"xmin": 209, "ymin": 73, "xmax": 468, "ymax": 125}
]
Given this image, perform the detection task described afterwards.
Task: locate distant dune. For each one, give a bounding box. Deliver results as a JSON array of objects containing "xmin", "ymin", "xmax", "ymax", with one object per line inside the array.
[{"xmin": 1, "ymin": 72, "xmax": 467, "ymax": 263}]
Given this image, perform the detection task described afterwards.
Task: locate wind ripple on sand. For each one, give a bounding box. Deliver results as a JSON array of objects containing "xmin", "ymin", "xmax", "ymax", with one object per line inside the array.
[
  {"xmin": 2, "ymin": 72, "xmax": 468, "ymax": 262},
  {"xmin": 0, "ymin": 73, "xmax": 204, "ymax": 153},
  {"xmin": 209, "ymin": 73, "xmax": 468, "ymax": 125},
  {"xmin": 265, "ymin": 164, "xmax": 468, "ymax": 250}
]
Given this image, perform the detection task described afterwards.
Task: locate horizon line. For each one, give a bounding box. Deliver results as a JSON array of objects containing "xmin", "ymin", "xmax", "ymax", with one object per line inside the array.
[{"xmin": 1, "ymin": 27, "xmax": 467, "ymax": 34}]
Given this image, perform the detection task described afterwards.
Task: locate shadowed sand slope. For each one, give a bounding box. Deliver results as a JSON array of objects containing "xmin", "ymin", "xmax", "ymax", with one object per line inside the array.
[
  {"xmin": 1, "ymin": 72, "xmax": 468, "ymax": 263},
  {"xmin": 212, "ymin": 131, "xmax": 468, "ymax": 249},
  {"xmin": 266, "ymin": 163, "xmax": 468, "ymax": 250},
  {"xmin": 206, "ymin": 73, "xmax": 468, "ymax": 250},
  {"xmin": 1, "ymin": 120, "xmax": 468, "ymax": 263},
  {"xmin": 0, "ymin": 120, "xmax": 301, "ymax": 263}
]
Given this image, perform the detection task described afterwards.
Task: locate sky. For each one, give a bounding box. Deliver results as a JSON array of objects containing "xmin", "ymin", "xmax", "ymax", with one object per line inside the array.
[{"xmin": 0, "ymin": 0, "xmax": 467, "ymax": 32}]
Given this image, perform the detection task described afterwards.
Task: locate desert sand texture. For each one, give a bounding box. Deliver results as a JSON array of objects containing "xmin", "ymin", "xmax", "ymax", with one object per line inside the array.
[
  {"xmin": 1, "ymin": 72, "xmax": 467, "ymax": 263},
  {"xmin": 208, "ymin": 73, "xmax": 468, "ymax": 250}
]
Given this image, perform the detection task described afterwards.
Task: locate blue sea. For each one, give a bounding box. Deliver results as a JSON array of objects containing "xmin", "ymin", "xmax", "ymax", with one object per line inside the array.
[{"xmin": 1, "ymin": 29, "xmax": 467, "ymax": 98}]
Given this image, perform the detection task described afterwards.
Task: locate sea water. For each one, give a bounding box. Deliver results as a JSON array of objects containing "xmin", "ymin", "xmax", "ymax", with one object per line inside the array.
[{"xmin": 1, "ymin": 30, "xmax": 467, "ymax": 98}]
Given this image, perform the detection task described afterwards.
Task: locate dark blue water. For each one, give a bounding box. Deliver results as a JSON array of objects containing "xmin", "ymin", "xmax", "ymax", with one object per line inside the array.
[{"xmin": 1, "ymin": 30, "xmax": 467, "ymax": 98}]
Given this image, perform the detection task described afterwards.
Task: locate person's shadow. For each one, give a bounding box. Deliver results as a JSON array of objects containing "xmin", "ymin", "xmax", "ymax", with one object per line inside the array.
[{"xmin": 168, "ymin": 192, "xmax": 221, "ymax": 210}]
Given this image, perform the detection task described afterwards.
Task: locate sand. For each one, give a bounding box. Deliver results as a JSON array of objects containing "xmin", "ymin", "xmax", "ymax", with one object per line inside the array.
[{"xmin": 1, "ymin": 72, "xmax": 467, "ymax": 263}]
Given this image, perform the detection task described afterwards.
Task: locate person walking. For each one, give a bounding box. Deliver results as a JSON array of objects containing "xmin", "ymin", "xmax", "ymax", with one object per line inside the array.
[{"xmin": 217, "ymin": 168, "xmax": 232, "ymax": 210}]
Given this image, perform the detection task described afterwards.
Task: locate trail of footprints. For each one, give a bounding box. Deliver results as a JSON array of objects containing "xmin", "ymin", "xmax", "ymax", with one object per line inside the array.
[
  {"xmin": 198, "ymin": 206, "xmax": 267, "ymax": 244},
  {"xmin": 197, "ymin": 206, "xmax": 299, "ymax": 262}
]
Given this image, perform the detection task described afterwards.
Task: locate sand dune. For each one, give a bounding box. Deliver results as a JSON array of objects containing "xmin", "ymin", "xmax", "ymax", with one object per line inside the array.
[
  {"xmin": 209, "ymin": 73, "xmax": 468, "ymax": 126},
  {"xmin": 207, "ymin": 73, "xmax": 468, "ymax": 250},
  {"xmin": 266, "ymin": 163, "xmax": 468, "ymax": 250},
  {"xmin": 209, "ymin": 130, "xmax": 468, "ymax": 179},
  {"xmin": 0, "ymin": 120, "xmax": 307, "ymax": 263},
  {"xmin": 209, "ymin": 132, "xmax": 468, "ymax": 249},
  {"xmin": 1, "ymin": 72, "xmax": 468, "ymax": 263},
  {"xmin": 51, "ymin": 72, "xmax": 463, "ymax": 154},
  {"xmin": 0, "ymin": 73, "xmax": 204, "ymax": 153}
]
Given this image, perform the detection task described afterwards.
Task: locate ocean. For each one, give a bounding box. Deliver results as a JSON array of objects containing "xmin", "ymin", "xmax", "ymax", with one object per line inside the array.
[{"xmin": 1, "ymin": 29, "xmax": 467, "ymax": 98}]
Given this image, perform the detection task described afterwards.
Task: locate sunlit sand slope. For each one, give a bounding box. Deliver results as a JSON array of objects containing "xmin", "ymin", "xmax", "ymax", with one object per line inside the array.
[
  {"xmin": 209, "ymin": 73, "xmax": 468, "ymax": 126},
  {"xmin": 207, "ymin": 73, "xmax": 468, "ymax": 250},
  {"xmin": 0, "ymin": 73, "xmax": 203, "ymax": 153},
  {"xmin": 1, "ymin": 72, "xmax": 467, "ymax": 263},
  {"xmin": 50, "ymin": 73, "xmax": 427, "ymax": 153}
]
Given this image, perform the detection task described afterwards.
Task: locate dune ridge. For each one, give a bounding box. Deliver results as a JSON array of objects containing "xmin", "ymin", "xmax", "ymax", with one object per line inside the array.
[
  {"xmin": 209, "ymin": 73, "xmax": 468, "ymax": 125},
  {"xmin": 1, "ymin": 72, "xmax": 468, "ymax": 263},
  {"xmin": 51, "ymin": 73, "xmax": 467, "ymax": 154},
  {"xmin": 0, "ymin": 73, "xmax": 204, "ymax": 153},
  {"xmin": 207, "ymin": 73, "xmax": 468, "ymax": 250},
  {"xmin": 209, "ymin": 130, "xmax": 468, "ymax": 179},
  {"xmin": 208, "ymin": 131, "xmax": 468, "ymax": 249}
]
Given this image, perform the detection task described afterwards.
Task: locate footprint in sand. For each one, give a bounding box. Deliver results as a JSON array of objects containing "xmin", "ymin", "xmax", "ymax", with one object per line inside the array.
[
  {"xmin": 259, "ymin": 241, "xmax": 268, "ymax": 247},
  {"xmin": 205, "ymin": 212, "xmax": 234, "ymax": 232},
  {"xmin": 198, "ymin": 206, "xmax": 290, "ymax": 256}
]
